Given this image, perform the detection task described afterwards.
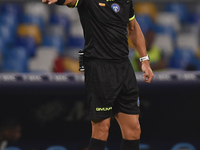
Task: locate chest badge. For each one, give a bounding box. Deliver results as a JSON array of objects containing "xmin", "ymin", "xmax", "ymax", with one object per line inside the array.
[{"xmin": 111, "ymin": 3, "xmax": 120, "ymax": 13}]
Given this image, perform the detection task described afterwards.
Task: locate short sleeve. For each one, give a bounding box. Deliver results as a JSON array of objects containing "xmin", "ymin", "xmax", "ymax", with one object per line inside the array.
[
  {"xmin": 67, "ymin": 0, "xmax": 84, "ymax": 8},
  {"xmin": 129, "ymin": 0, "xmax": 135, "ymax": 21},
  {"xmin": 75, "ymin": 0, "xmax": 85, "ymax": 8}
]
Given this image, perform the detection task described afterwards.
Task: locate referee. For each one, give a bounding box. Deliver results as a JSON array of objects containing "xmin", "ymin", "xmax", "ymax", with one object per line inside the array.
[{"xmin": 43, "ymin": 0, "xmax": 154, "ymax": 149}]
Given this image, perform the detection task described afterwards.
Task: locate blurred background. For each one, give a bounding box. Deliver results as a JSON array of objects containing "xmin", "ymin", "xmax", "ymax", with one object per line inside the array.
[{"xmin": 0, "ymin": 0, "xmax": 200, "ymax": 150}]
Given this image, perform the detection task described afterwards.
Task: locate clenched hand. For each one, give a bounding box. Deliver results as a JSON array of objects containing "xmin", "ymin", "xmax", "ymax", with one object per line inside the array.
[{"xmin": 141, "ymin": 60, "xmax": 154, "ymax": 83}]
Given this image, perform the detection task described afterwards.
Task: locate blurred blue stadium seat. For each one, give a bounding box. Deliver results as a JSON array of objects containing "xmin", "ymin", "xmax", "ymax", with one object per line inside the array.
[
  {"xmin": 135, "ymin": 14, "xmax": 154, "ymax": 34},
  {"xmin": 16, "ymin": 36, "xmax": 36, "ymax": 57},
  {"xmin": 166, "ymin": 2, "xmax": 189, "ymax": 23},
  {"xmin": 0, "ymin": 37, "xmax": 4, "ymax": 70},
  {"xmin": 4, "ymin": 147, "xmax": 21, "ymax": 150},
  {"xmin": 46, "ymin": 145, "xmax": 68, "ymax": 150},
  {"xmin": 139, "ymin": 143, "xmax": 151, "ymax": 149},
  {"xmin": 169, "ymin": 48, "xmax": 198, "ymax": 70},
  {"xmin": 197, "ymin": 60, "xmax": 200, "ymax": 71},
  {"xmin": 0, "ymin": 13, "xmax": 18, "ymax": 32},
  {"xmin": 192, "ymin": 13, "xmax": 200, "ymax": 26},
  {"xmin": 0, "ymin": 37, "xmax": 5, "ymax": 50},
  {"xmin": 155, "ymin": 25, "xmax": 176, "ymax": 39},
  {"xmin": 0, "ymin": 3, "xmax": 22, "ymax": 19},
  {"xmin": 50, "ymin": 14, "xmax": 70, "ymax": 33},
  {"xmin": 2, "ymin": 46, "xmax": 28, "ymax": 72},
  {"xmin": 22, "ymin": 14, "xmax": 45, "ymax": 32},
  {"xmin": 68, "ymin": 36, "xmax": 85, "ymax": 49},
  {"xmin": 43, "ymin": 35, "xmax": 64, "ymax": 54},
  {"xmin": 0, "ymin": 24, "xmax": 15, "ymax": 44},
  {"xmin": 171, "ymin": 142, "xmax": 196, "ymax": 150}
]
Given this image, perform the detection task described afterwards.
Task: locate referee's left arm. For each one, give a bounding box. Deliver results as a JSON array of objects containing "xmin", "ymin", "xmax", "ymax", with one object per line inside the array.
[
  {"xmin": 42, "ymin": 0, "xmax": 77, "ymax": 7},
  {"xmin": 128, "ymin": 19, "xmax": 154, "ymax": 83}
]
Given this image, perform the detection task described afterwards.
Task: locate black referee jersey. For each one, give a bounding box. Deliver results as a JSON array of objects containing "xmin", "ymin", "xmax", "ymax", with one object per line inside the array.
[{"xmin": 74, "ymin": 0, "xmax": 135, "ymax": 59}]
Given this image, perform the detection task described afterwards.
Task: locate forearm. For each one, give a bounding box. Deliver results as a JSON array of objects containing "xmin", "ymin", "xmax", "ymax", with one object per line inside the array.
[
  {"xmin": 128, "ymin": 19, "xmax": 154, "ymax": 83},
  {"xmin": 56, "ymin": 0, "xmax": 76, "ymax": 6},
  {"xmin": 128, "ymin": 19, "xmax": 147, "ymax": 57},
  {"xmin": 42, "ymin": 0, "xmax": 76, "ymax": 6}
]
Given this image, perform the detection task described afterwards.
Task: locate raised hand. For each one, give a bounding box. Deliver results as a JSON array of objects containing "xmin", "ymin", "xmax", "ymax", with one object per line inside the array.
[{"xmin": 42, "ymin": 0, "xmax": 58, "ymax": 4}]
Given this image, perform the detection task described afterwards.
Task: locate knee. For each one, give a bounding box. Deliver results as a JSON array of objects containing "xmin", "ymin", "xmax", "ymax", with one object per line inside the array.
[
  {"xmin": 92, "ymin": 120, "xmax": 110, "ymax": 140},
  {"xmin": 123, "ymin": 123, "xmax": 141, "ymax": 140},
  {"xmin": 94, "ymin": 121, "xmax": 110, "ymax": 135}
]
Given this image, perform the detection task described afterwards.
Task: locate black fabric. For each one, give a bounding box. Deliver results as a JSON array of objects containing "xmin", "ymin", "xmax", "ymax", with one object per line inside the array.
[
  {"xmin": 120, "ymin": 139, "xmax": 140, "ymax": 150},
  {"xmin": 55, "ymin": 0, "xmax": 65, "ymax": 5},
  {"xmin": 77, "ymin": 0, "xmax": 135, "ymax": 59},
  {"xmin": 129, "ymin": 0, "xmax": 135, "ymax": 19},
  {"xmin": 84, "ymin": 58, "xmax": 139, "ymax": 120},
  {"xmin": 88, "ymin": 138, "xmax": 107, "ymax": 150}
]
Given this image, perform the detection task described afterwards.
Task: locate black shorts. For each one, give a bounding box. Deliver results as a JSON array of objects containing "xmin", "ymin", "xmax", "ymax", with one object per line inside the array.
[{"xmin": 84, "ymin": 57, "xmax": 140, "ymax": 120}]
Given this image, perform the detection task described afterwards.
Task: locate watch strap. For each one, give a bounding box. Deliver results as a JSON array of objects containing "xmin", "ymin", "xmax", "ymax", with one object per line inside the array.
[{"xmin": 139, "ymin": 55, "xmax": 150, "ymax": 62}]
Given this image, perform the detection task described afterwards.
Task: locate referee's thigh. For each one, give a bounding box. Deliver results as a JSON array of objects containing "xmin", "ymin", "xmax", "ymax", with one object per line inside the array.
[{"xmin": 115, "ymin": 112, "xmax": 141, "ymax": 140}]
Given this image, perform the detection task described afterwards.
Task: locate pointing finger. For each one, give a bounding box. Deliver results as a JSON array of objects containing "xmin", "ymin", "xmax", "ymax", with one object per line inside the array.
[
  {"xmin": 48, "ymin": 0, "xmax": 52, "ymax": 4},
  {"xmin": 48, "ymin": 0, "xmax": 58, "ymax": 4}
]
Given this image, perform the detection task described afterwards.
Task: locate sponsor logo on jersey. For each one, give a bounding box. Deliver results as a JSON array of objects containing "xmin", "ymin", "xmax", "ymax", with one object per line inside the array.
[
  {"xmin": 111, "ymin": 3, "xmax": 120, "ymax": 13},
  {"xmin": 96, "ymin": 107, "xmax": 112, "ymax": 111},
  {"xmin": 137, "ymin": 97, "xmax": 140, "ymax": 107}
]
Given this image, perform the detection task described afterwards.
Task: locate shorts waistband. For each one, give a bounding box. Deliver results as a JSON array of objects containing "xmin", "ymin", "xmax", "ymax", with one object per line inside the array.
[{"xmin": 84, "ymin": 57, "xmax": 129, "ymax": 63}]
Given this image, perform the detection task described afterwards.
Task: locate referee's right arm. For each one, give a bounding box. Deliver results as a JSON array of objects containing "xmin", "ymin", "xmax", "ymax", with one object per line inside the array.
[{"xmin": 42, "ymin": 0, "xmax": 77, "ymax": 7}]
